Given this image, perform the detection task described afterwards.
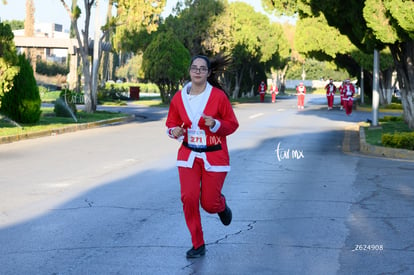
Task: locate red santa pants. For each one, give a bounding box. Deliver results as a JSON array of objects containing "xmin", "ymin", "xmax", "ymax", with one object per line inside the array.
[
  {"xmin": 345, "ymin": 99, "xmax": 353, "ymax": 115},
  {"xmin": 272, "ymin": 92, "xmax": 276, "ymax": 103},
  {"xmin": 297, "ymin": 94, "xmax": 305, "ymax": 107},
  {"xmin": 327, "ymin": 94, "xmax": 334, "ymax": 108},
  {"xmin": 260, "ymin": 92, "xmax": 265, "ymax": 102},
  {"xmin": 178, "ymin": 157, "xmax": 227, "ymax": 249}
]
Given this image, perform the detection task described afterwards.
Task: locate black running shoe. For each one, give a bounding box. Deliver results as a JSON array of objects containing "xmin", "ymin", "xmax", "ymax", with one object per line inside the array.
[
  {"xmin": 186, "ymin": 244, "xmax": 206, "ymax": 258},
  {"xmin": 218, "ymin": 203, "xmax": 232, "ymax": 226}
]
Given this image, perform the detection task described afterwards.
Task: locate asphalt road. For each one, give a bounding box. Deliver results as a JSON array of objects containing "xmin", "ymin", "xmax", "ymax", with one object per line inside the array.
[{"xmin": 0, "ymin": 95, "xmax": 413, "ymax": 275}]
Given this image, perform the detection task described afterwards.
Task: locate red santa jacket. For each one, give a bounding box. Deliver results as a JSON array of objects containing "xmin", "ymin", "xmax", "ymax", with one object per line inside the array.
[
  {"xmin": 343, "ymin": 83, "xmax": 355, "ymax": 101},
  {"xmin": 325, "ymin": 83, "xmax": 337, "ymax": 96},
  {"xmin": 339, "ymin": 83, "xmax": 345, "ymax": 97},
  {"xmin": 296, "ymin": 84, "xmax": 306, "ymax": 95},
  {"xmin": 166, "ymin": 82, "xmax": 239, "ymax": 172},
  {"xmin": 258, "ymin": 82, "xmax": 267, "ymax": 94}
]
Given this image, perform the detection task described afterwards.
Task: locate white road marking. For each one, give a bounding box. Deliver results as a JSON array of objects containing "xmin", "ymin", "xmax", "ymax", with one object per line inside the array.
[{"xmin": 249, "ymin": 113, "xmax": 264, "ymax": 119}]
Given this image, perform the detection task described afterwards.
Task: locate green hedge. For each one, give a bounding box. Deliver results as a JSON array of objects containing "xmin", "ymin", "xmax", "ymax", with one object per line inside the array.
[
  {"xmin": 380, "ymin": 116, "xmax": 403, "ymax": 122},
  {"xmin": 376, "ymin": 116, "xmax": 414, "ymax": 150},
  {"xmin": 104, "ymin": 83, "xmax": 160, "ymax": 94},
  {"xmin": 99, "ymin": 82, "xmax": 160, "ymax": 102},
  {"xmin": 53, "ymin": 89, "xmax": 78, "ymax": 117},
  {"xmin": 36, "ymin": 60, "xmax": 69, "ymax": 76},
  {"xmin": 382, "ymin": 132, "xmax": 414, "ymax": 150},
  {"xmin": 384, "ymin": 103, "xmax": 403, "ymax": 110},
  {"xmin": 0, "ymin": 54, "xmax": 42, "ymax": 123}
]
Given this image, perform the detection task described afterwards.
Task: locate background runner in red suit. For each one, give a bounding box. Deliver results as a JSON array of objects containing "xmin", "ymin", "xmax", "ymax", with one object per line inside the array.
[
  {"xmin": 339, "ymin": 80, "xmax": 345, "ymax": 110},
  {"xmin": 343, "ymin": 79, "xmax": 355, "ymax": 115},
  {"xmin": 166, "ymin": 55, "xmax": 239, "ymax": 258},
  {"xmin": 296, "ymin": 82, "xmax": 306, "ymax": 109},
  {"xmin": 325, "ymin": 79, "xmax": 337, "ymax": 110},
  {"xmin": 271, "ymin": 83, "xmax": 279, "ymax": 103},
  {"xmin": 258, "ymin": 80, "xmax": 267, "ymax": 102}
]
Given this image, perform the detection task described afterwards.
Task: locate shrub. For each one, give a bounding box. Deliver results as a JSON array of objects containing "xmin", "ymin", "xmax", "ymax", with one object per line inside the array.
[
  {"xmin": 98, "ymin": 84, "xmax": 129, "ymax": 102},
  {"xmin": 98, "ymin": 82, "xmax": 160, "ymax": 102},
  {"xmin": 0, "ymin": 54, "xmax": 41, "ymax": 123},
  {"xmin": 380, "ymin": 116, "xmax": 403, "ymax": 122},
  {"xmin": 391, "ymin": 96, "xmax": 401, "ymax": 103},
  {"xmin": 384, "ymin": 102, "xmax": 403, "ymax": 110},
  {"xmin": 54, "ymin": 98, "xmax": 76, "ymax": 117},
  {"xmin": 36, "ymin": 60, "xmax": 69, "ymax": 76},
  {"xmin": 382, "ymin": 132, "xmax": 414, "ymax": 150},
  {"xmin": 53, "ymin": 89, "xmax": 77, "ymax": 117}
]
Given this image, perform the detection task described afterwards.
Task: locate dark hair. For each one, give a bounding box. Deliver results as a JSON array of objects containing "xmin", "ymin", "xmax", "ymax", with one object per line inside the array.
[
  {"xmin": 190, "ymin": 55, "xmax": 211, "ymax": 69},
  {"xmin": 190, "ymin": 53, "xmax": 232, "ymax": 95}
]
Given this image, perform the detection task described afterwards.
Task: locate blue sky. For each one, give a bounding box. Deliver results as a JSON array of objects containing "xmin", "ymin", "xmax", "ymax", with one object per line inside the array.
[{"xmin": 0, "ymin": 0, "xmax": 291, "ymax": 32}]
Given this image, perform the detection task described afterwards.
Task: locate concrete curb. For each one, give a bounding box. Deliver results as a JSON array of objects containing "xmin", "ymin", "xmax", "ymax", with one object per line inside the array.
[
  {"xmin": 0, "ymin": 115, "xmax": 135, "ymax": 145},
  {"xmin": 355, "ymin": 105, "xmax": 403, "ymax": 114},
  {"xmin": 358, "ymin": 124, "xmax": 414, "ymax": 161}
]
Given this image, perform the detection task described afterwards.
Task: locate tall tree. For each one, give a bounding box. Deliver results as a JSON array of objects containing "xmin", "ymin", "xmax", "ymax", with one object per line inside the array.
[
  {"xmin": 294, "ymin": 13, "xmax": 394, "ymax": 104},
  {"xmin": 142, "ymin": 31, "xmax": 190, "ymax": 103},
  {"xmin": 113, "ymin": 0, "xmax": 166, "ymax": 53},
  {"xmin": 60, "ymin": 0, "xmax": 99, "ymax": 112},
  {"xmin": 0, "ymin": 22, "xmax": 19, "ymax": 108},
  {"xmin": 0, "ymin": 54, "xmax": 41, "ymax": 123},
  {"xmin": 314, "ymin": 0, "xmax": 414, "ymax": 128},
  {"xmin": 266, "ymin": 0, "xmax": 414, "ymax": 128},
  {"xmin": 60, "ymin": 0, "xmax": 166, "ymax": 112},
  {"xmin": 162, "ymin": 0, "xmax": 225, "ymax": 56},
  {"xmin": 100, "ymin": 0, "xmax": 114, "ymax": 84},
  {"xmin": 24, "ymin": 0, "xmax": 36, "ymax": 70},
  {"xmin": 2, "ymin": 20, "xmax": 24, "ymax": 30},
  {"xmin": 203, "ymin": 1, "xmax": 289, "ymax": 98},
  {"xmin": 24, "ymin": 0, "xmax": 35, "ymax": 37}
]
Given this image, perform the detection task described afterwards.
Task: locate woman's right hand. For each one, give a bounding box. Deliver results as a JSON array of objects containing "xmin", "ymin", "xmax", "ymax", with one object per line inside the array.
[{"xmin": 172, "ymin": 125, "xmax": 185, "ymax": 138}]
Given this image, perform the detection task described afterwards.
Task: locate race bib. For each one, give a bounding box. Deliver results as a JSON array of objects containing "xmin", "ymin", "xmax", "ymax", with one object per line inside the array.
[{"xmin": 188, "ymin": 129, "xmax": 207, "ymax": 149}]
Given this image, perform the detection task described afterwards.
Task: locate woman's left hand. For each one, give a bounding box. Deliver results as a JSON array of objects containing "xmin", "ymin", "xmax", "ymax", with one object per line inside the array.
[{"xmin": 203, "ymin": 115, "xmax": 216, "ymax": 128}]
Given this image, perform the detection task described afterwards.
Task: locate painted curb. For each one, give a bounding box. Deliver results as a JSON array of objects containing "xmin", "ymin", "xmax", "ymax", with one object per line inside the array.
[{"xmin": 0, "ymin": 115, "xmax": 135, "ymax": 145}]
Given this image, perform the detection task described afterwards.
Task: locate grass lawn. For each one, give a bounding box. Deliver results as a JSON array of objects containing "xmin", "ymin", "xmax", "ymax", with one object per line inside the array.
[
  {"xmin": 0, "ymin": 107, "xmax": 129, "ymax": 137},
  {"xmin": 40, "ymin": 91, "xmax": 61, "ymax": 103},
  {"xmin": 128, "ymin": 95, "xmax": 166, "ymax": 107},
  {"xmin": 0, "ymin": 92, "xmax": 163, "ymax": 138}
]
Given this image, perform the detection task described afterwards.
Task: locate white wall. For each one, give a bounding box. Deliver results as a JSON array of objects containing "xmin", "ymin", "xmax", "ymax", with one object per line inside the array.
[{"xmin": 284, "ymin": 79, "xmax": 344, "ymax": 89}]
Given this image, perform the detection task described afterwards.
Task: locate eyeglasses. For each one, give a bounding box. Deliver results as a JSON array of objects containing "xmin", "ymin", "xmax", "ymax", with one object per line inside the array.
[{"xmin": 190, "ymin": 66, "xmax": 209, "ymax": 74}]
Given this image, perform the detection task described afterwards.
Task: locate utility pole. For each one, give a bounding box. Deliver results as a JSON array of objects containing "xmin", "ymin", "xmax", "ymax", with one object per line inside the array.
[
  {"xmin": 372, "ymin": 49, "xmax": 380, "ymax": 127},
  {"xmin": 91, "ymin": 0, "xmax": 101, "ymax": 111},
  {"xmin": 360, "ymin": 66, "xmax": 364, "ymax": 104}
]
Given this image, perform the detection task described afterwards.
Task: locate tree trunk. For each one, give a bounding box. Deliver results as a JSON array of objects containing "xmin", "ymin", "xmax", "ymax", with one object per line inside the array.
[
  {"xmin": 379, "ymin": 68, "xmax": 394, "ymax": 105},
  {"xmin": 60, "ymin": 0, "xmax": 96, "ymax": 113},
  {"xmin": 248, "ymin": 67, "xmax": 256, "ymax": 97},
  {"xmin": 279, "ymin": 63, "xmax": 288, "ymax": 94},
  {"xmin": 100, "ymin": 0, "xmax": 113, "ymax": 86},
  {"xmin": 233, "ymin": 73, "xmax": 241, "ymax": 99},
  {"xmin": 233, "ymin": 68, "xmax": 244, "ymax": 99},
  {"xmin": 391, "ymin": 41, "xmax": 414, "ymax": 129},
  {"xmin": 222, "ymin": 72, "xmax": 232, "ymax": 97},
  {"xmin": 82, "ymin": 55, "xmax": 93, "ymax": 113}
]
